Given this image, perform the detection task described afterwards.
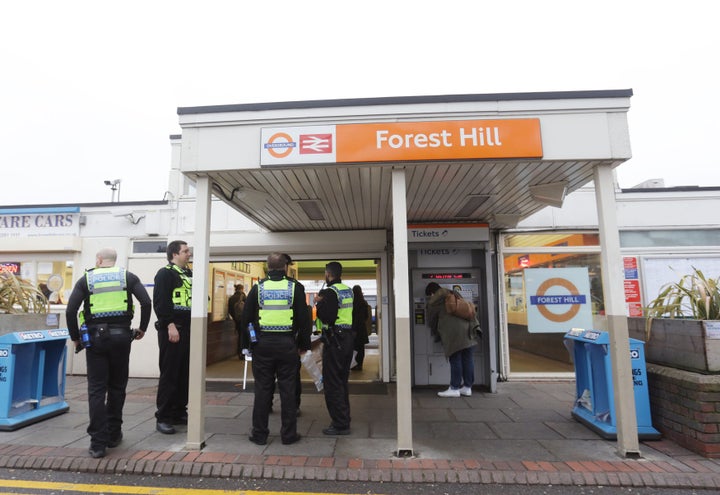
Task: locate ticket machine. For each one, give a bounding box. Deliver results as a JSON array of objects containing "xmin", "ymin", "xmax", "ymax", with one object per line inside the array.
[{"xmin": 409, "ymin": 241, "xmax": 497, "ymax": 392}]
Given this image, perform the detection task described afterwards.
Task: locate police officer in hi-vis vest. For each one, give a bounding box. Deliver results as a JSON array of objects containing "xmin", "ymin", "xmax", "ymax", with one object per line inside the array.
[
  {"xmin": 316, "ymin": 261, "xmax": 356, "ymax": 435},
  {"xmin": 66, "ymin": 247, "xmax": 151, "ymax": 459},
  {"xmin": 153, "ymin": 240, "xmax": 193, "ymax": 435},
  {"xmin": 242, "ymin": 252, "xmax": 311, "ymax": 445}
]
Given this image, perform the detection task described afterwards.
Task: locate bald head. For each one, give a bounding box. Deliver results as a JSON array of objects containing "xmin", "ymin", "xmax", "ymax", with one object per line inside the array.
[
  {"xmin": 267, "ymin": 252, "xmax": 286, "ymax": 271},
  {"xmin": 96, "ymin": 248, "xmax": 118, "ymax": 268}
]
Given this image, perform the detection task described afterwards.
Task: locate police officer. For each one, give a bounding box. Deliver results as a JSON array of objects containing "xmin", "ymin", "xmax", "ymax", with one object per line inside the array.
[
  {"xmin": 316, "ymin": 261, "xmax": 356, "ymax": 435},
  {"xmin": 242, "ymin": 252, "xmax": 311, "ymax": 445},
  {"xmin": 66, "ymin": 247, "xmax": 151, "ymax": 458},
  {"xmin": 153, "ymin": 240, "xmax": 192, "ymax": 435}
]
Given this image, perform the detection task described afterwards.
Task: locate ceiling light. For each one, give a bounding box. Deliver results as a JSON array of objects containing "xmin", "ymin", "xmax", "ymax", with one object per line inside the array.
[
  {"xmin": 529, "ymin": 181, "xmax": 568, "ymax": 208},
  {"xmin": 491, "ymin": 213, "xmax": 522, "ymax": 228},
  {"xmin": 297, "ymin": 200, "xmax": 325, "ymax": 221}
]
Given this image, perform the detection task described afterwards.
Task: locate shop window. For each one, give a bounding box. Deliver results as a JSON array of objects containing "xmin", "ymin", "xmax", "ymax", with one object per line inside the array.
[
  {"xmin": 503, "ymin": 252, "xmax": 603, "ymax": 374},
  {"xmin": 36, "ymin": 261, "xmax": 73, "ymax": 305},
  {"xmin": 503, "ymin": 232, "xmax": 599, "ymax": 249},
  {"xmin": 620, "ymin": 229, "xmax": 720, "ymax": 248}
]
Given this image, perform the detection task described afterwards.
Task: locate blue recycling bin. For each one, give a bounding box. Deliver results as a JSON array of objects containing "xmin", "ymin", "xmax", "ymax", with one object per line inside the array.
[
  {"xmin": 0, "ymin": 328, "xmax": 70, "ymax": 430},
  {"xmin": 564, "ymin": 328, "xmax": 660, "ymax": 440}
]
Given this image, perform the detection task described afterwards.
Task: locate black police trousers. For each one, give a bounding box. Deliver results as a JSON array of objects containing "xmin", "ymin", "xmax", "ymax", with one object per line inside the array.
[
  {"xmin": 322, "ymin": 329, "xmax": 355, "ymax": 430},
  {"xmin": 155, "ymin": 323, "xmax": 190, "ymax": 423},
  {"xmin": 251, "ymin": 332, "xmax": 300, "ymax": 443},
  {"xmin": 85, "ymin": 325, "xmax": 133, "ymax": 449}
]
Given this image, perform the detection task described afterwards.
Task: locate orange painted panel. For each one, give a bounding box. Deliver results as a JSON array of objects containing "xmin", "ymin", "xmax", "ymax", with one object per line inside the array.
[{"xmin": 336, "ymin": 119, "xmax": 542, "ymax": 163}]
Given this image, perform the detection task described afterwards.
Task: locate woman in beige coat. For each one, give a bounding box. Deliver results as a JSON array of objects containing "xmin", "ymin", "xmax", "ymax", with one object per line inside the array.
[{"xmin": 425, "ymin": 282, "xmax": 479, "ymax": 398}]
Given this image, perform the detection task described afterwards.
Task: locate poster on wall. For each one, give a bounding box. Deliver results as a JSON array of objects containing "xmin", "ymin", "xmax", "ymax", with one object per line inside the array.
[
  {"xmin": 623, "ymin": 256, "xmax": 644, "ymax": 317},
  {"xmin": 525, "ymin": 267, "xmax": 593, "ymax": 333},
  {"xmin": 212, "ymin": 269, "xmax": 227, "ymax": 321}
]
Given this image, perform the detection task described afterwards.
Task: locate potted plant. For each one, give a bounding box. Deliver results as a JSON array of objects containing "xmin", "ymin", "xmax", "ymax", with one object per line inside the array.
[
  {"xmin": 0, "ymin": 271, "xmax": 50, "ymax": 334},
  {"xmin": 627, "ymin": 266, "xmax": 720, "ymax": 374}
]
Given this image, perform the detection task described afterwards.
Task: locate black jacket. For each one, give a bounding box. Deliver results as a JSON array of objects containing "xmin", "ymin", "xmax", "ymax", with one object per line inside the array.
[{"xmin": 153, "ymin": 263, "xmax": 192, "ymax": 330}]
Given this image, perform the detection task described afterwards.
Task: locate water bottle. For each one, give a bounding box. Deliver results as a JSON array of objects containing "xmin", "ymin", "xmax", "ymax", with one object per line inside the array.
[
  {"xmin": 80, "ymin": 323, "xmax": 91, "ymax": 348},
  {"xmin": 248, "ymin": 322, "xmax": 257, "ymax": 344}
]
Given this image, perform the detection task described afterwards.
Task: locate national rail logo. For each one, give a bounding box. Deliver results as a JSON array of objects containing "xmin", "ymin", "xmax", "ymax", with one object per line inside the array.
[{"xmin": 299, "ymin": 133, "xmax": 333, "ymax": 154}]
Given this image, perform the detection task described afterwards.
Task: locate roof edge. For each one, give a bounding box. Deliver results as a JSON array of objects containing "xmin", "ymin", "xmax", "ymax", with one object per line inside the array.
[{"xmin": 178, "ymin": 89, "xmax": 633, "ymax": 115}]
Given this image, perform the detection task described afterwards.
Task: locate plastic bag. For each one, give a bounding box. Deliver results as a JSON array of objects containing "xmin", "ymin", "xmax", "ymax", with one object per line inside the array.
[{"xmin": 301, "ymin": 344, "xmax": 324, "ymax": 391}]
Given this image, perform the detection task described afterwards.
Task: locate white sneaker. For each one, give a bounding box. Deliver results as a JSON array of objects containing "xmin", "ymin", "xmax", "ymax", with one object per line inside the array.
[
  {"xmin": 459, "ymin": 386, "xmax": 472, "ymax": 397},
  {"xmin": 437, "ymin": 387, "xmax": 461, "ymax": 398}
]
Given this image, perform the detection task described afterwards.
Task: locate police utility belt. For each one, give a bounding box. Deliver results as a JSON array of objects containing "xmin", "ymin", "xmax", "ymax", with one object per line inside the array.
[
  {"xmin": 89, "ymin": 323, "xmax": 132, "ymax": 338},
  {"xmin": 320, "ymin": 324, "xmax": 353, "ymax": 346}
]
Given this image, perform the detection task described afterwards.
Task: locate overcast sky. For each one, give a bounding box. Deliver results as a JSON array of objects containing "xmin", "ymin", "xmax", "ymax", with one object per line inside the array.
[{"xmin": 2, "ymin": 1, "xmax": 718, "ymax": 206}]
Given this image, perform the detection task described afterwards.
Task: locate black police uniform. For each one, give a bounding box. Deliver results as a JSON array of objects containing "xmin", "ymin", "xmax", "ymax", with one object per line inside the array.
[
  {"xmin": 65, "ymin": 268, "xmax": 151, "ymax": 453},
  {"xmin": 316, "ymin": 280, "xmax": 356, "ymax": 433},
  {"xmin": 242, "ymin": 270, "xmax": 311, "ymax": 444},
  {"xmin": 153, "ymin": 263, "xmax": 192, "ymax": 426}
]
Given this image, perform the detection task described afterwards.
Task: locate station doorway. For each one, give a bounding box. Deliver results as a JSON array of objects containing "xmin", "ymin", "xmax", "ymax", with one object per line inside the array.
[{"xmin": 204, "ymin": 258, "xmax": 383, "ymax": 385}]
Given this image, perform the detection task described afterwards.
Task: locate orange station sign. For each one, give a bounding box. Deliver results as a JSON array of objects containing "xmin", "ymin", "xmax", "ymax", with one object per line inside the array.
[{"xmin": 260, "ymin": 119, "xmax": 542, "ymax": 166}]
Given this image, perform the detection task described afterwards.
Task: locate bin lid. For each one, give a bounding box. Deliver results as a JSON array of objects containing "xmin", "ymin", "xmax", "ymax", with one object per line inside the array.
[
  {"xmin": 564, "ymin": 328, "xmax": 609, "ymax": 344},
  {"xmin": 564, "ymin": 328, "xmax": 644, "ymax": 346},
  {"xmin": 0, "ymin": 328, "xmax": 69, "ymax": 344}
]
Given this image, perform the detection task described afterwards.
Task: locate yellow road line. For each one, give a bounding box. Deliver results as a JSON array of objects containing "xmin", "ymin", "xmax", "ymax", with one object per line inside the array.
[{"xmin": 0, "ymin": 479, "xmax": 369, "ymax": 495}]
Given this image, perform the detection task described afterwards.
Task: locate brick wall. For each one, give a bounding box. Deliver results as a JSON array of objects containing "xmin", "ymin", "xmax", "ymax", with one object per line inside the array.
[{"xmin": 647, "ymin": 364, "xmax": 720, "ymax": 458}]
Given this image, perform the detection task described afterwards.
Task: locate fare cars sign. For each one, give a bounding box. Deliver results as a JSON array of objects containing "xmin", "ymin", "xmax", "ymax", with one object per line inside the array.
[
  {"xmin": 261, "ymin": 119, "xmax": 542, "ymax": 165},
  {"xmin": 0, "ymin": 208, "xmax": 80, "ymax": 237}
]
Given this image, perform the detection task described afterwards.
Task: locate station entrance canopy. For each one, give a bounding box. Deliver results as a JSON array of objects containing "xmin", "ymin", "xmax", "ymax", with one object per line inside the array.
[
  {"xmin": 175, "ymin": 89, "xmax": 641, "ymax": 458},
  {"xmin": 176, "ymin": 90, "xmax": 632, "ymax": 232}
]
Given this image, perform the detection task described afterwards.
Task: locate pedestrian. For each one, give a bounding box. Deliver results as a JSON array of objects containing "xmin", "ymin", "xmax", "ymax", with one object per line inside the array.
[
  {"xmin": 228, "ymin": 283, "xmax": 247, "ymax": 359},
  {"xmin": 242, "ymin": 252, "xmax": 311, "ymax": 445},
  {"xmin": 350, "ymin": 285, "xmax": 371, "ymax": 371},
  {"xmin": 316, "ymin": 261, "xmax": 356, "ymax": 435},
  {"xmin": 424, "ymin": 282, "xmax": 479, "ymax": 398},
  {"xmin": 153, "ymin": 240, "xmax": 193, "ymax": 434},
  {"xmin": 66, "ymin": 247, "xmax": 151, "ymax": 458}
]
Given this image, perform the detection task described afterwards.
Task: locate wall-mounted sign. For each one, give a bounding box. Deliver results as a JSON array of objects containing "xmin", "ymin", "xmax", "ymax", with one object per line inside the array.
[
  {"xmin": 623, "ymin": 256, "xmax": 643, "ymax": 317},
  {"xmin": 407, "ymin": 223, "xmax": 489, "ymax": 243},
  {"xmin": 0, "ymin": 262, "xmax": 20, "ymax": 274},
  {"xmin": 525, "ymin": 267, "xmax": 593, "ymax": 333},
  {"xmin": 261, "ymin": 119, "xmax": 542, "ymax": 166},
  {"xmin": 0, "ymin": 207, "xmax": 80, "ymax": 237}
]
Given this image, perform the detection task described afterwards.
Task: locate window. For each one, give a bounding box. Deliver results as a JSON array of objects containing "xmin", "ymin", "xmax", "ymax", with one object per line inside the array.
[{"xmin": 133, "ymin": 241, "xmax": 167, "ymax": 254}]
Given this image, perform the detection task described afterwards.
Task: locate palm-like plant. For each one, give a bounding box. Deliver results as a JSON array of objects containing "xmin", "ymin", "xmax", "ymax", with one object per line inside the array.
[
  {"xmin": 0, "ymin": 271, "xmax": 49, "ymax": 314},
  {"xmin": 644, "ymin": 267, "xmax": 720, "ymax": 339}
]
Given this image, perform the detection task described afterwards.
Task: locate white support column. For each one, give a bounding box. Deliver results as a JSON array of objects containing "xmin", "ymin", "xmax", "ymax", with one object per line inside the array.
[
  {"xmin": 594, "ymin": 164, "xmax": 640, "ymax": 457},
  {"xmin": 186, "ymin": 175, "xmax": 211, "ymax": 450},
  {"xmin": 391, "ymin": 167, "xmax": 413, "ymax": 456}
]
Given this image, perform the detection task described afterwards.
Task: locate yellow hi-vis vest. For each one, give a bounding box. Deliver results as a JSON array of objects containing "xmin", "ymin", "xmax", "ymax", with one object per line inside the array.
[
  {"xmin": 84, "ymin": 266, "xmax": 132, "ymax": 321},
  {"xmin": 258, "ymin": 278, "xmax": 295, "ymax": 332},
  {"xmin": 167, "ymin": 264, "xmax": 192, "ymax": 311},
  {"xmin": 329, "ymin": 283, "xmax": 353, "ymax": 329}
]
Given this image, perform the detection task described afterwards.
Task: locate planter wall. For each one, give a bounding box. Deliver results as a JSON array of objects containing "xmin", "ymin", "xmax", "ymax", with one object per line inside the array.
[
  {"xmin": 628, "ymin": 317, "xmax": 720, "ymax": 374},
  {"xmin": 646, "ymin": 363, "xmax": 720, "ymax": 458}
]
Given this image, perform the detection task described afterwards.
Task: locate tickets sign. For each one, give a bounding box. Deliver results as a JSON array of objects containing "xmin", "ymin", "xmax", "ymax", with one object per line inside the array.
[{"xmin": 261, "ymin": 119, "xmax": 542, "ymax": 166}]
